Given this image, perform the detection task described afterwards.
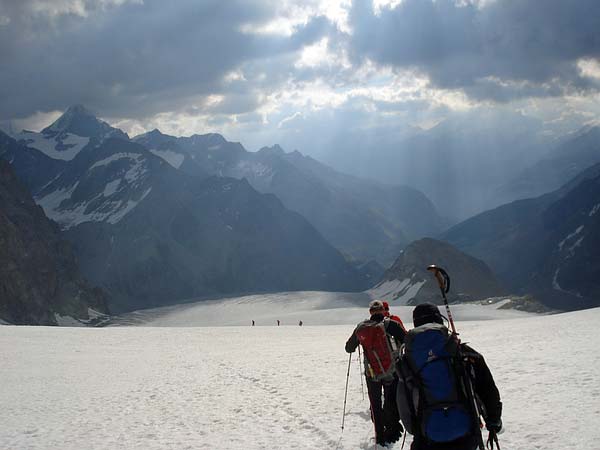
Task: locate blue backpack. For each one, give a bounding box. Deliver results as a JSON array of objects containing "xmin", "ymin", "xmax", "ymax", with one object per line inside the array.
[{"xmin": 396, "ymin": 323, "xmax": 474, "ymax": 443}]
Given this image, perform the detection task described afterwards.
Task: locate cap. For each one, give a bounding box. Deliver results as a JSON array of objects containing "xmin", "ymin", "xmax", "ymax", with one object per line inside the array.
[
  {"xmin": 369, "ymin": 300, "xmax": 385, "ymax": 313},
  {"xmin": 412, "ymin": 303, "xmax": 443, "ymax": 327}
]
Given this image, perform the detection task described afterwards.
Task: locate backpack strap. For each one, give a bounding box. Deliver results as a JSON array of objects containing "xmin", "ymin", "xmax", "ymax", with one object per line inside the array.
[{"xmin": 383, "ymin": 318, "xmax": 399, "ymax": 354}]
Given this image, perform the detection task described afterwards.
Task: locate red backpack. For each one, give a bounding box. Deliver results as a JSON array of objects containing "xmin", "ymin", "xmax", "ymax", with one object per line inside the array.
[{"xmin": 356, "ymin": 318, "xmax": 399, "ymax": 382}]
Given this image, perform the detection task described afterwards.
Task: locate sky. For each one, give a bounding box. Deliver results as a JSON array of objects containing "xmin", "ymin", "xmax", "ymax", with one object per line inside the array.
[{"xmin": 1, "ymin": 0, "xmax": 600, "ymax": 166}]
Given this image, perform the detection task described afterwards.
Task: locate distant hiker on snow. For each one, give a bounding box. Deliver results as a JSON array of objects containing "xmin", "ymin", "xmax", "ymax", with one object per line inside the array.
[
  {"xmin": 397, "ymin": 303, "xmax": 503, "ymax": 450},
  {"xmin": 345, "ymin": 300, "xmax": 406, "ymax": 447},
  {"xmin": 383, "ymin": 301, "xmax": 407, "ymax": 332}
]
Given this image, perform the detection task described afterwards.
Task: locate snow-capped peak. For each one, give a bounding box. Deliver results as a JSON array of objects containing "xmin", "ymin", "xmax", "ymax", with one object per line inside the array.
[
  {"xmin": 41, "ymin": 104, "xmax": 128, "ymax": 141},
  {"xmin": 44, "ymin": 105, "xmax": 96, "ymax": 134}
]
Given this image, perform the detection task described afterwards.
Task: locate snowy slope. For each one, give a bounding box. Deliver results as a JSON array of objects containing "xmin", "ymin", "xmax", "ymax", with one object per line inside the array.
[
  {"xmin": 3, "ymin": 294, "xmax": 596, "ymax": 449},
  {"xmin": 35, "ymin": 142, "xmax": 156, "ymax": 229},
  {"xmin": 14, "ymin": 130, "xmax": 90, "ymax": 161},
  {"xmin": 109, "ymin": 291, "xmax": 530, "ymax": 327}
]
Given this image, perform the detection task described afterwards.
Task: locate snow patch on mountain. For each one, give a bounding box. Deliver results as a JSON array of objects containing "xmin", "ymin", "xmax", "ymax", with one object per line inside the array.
[
  {"xmin": 589, "ymin": 203, "xmax": 600, "ymax": 217},
  {"xmin": 233, "ymin": 160, "xmax": 274, "ymax": 180},
  {"xmin": 52, "ymin": 308, "xmax": 110, "ymax": 327},
  {"xmin": 37, "ymin": 182, "xmax": 151, "ymax": 229},
  {"xmin": 566, "ymin": 236, "xmax": 584, "ymax": 257},
  {"xmin": 36, "ymin": 182, "xmax": 79, "ymax": 215},
  {"xmin": 558, "ymin": 225, "xmax": 584, "ymax": 251},
  {"xmin": 368, "ymin": 278, "xmax": 411, "ymax": 299},
  {"xmin": 552, "ymin": 268, "xmax": 563, "ymax": 291},
  {"xmin": 395, "ymin": 280, "xmax": 427, "ymax": 304},
  {"xmin": 367, "ymin": 277, "xmax": 426, "ymax": 305},
  {"xmin": 90, "ymin": 152, "xmax": 141, "ymax": 170},
  {"xmin": 54, "ymin": 313, "xmax": 86, "ymax": 327},
  {"xmin": 149, "ymin": 149, "xmax": 184, "ymax": 169},
  {"xmin": 103, "ymin": 179, "xmax": 121, "ymax": 197},
  {"xmin": 106, "ymin": 187, "xmax": 152, "ymax": 224},
  {"xmin": 552, "ymin": 268, "xmax": 582, "ymax": 298},
  {"xmin": 15, "ymin": 131, "xmax": 89, "ymax": 161}
]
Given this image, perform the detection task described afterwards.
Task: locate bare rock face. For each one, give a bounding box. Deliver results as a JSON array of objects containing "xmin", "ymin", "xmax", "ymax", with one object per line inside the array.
[
  {"xmin": 0, "ymin": 159, "xmax": 108, "ymax": 325},
  {"xmin": 369, "ymin": 238, "xmax": 505, "ymax": 305}
]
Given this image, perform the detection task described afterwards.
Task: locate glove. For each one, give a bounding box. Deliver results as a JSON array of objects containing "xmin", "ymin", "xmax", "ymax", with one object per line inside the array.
[
  {"xmin": 486, "ymin": 420, "xmax": 502, "ymax": 450},
  {"xmin": 486, "ymin": 419, "xmax": 502, "ymax": 433}
]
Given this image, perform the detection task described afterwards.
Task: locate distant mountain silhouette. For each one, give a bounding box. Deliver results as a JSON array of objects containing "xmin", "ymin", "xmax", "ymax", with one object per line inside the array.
[{"xmin": 442, "ymin": 162, "xmax": 600, "ymax": 310}]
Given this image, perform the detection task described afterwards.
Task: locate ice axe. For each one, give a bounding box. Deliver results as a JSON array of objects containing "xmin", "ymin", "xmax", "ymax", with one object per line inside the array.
[{"xmin": 426, "ymin": 265, "xmax": 456, "ymax": 334}]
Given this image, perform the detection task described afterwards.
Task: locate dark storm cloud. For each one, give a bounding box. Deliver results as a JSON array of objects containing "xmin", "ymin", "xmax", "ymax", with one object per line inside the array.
[
  {"xmin": 0, "ymin": 0, "xmax": 329, "ymax": 119},
  {"xmin": 349, "ymin": 0, "xmax": 600, "ymax": 101}
]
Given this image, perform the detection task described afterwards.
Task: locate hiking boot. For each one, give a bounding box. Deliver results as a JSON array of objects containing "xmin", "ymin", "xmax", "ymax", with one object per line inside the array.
[{"xmin": 385, "ymin": 429, "xmax": 402, "ymax": 443}]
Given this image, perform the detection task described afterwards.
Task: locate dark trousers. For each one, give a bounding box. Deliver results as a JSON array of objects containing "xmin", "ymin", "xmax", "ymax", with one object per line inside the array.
[
  {"xmin": 410, "ymin": 434, "xmax": 479, "ymax": 450},
  {"xmin": 366, "ymin": 377, "xmax": 401, "ymax": 443}
]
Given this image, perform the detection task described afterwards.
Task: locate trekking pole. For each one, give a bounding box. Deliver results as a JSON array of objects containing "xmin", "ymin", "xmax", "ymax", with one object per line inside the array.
[
  {"xmin": 357, "ymin": 345, "xmax": 365, "ymax": 400},
  {"xmin": 426, "ymin": 265, "xmax": 486, "ymax": 450},
  {"xmin": 341, "ymin": 353, "xmax": 352, "ymax": 431}
]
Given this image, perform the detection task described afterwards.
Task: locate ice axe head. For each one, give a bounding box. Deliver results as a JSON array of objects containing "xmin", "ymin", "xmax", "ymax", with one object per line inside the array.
[{"xmin": 427, "ymin": 265, "xmax": 450, "ymax": 294}]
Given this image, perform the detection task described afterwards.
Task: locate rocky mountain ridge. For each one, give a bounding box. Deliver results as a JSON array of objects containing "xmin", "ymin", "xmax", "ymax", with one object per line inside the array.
[{"xmin": 0, "ymin": 159, "xmax": 108, "ymax": 325}]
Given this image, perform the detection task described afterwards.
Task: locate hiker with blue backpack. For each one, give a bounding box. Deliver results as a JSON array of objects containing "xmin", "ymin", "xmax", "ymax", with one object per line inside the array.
[
  {"xmin": 345, "ymin": 300, "xmax": 407, "ymax": 447},
  {"xmin": 397, "ymin": 302, "xmax": 503, "ymax": 450}
]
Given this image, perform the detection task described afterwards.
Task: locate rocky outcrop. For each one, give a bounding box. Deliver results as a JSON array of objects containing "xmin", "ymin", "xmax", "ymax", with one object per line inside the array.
[
  {"xmin": 0, "ymin": 160, "xmax": 108, "ymax": 325},
  {"xmin": 368, "ymin": 238, "xmax": 505, "ymax": 305}
]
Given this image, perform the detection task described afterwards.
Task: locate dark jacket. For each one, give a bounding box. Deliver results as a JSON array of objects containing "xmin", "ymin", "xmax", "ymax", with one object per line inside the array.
[
  {"xmin": 345, "ymin": 313, "xmax": 407, "ymax": 354},
  {"xmin": 462, "ymin": 344, "xmax": 502, "ymax": 428}
]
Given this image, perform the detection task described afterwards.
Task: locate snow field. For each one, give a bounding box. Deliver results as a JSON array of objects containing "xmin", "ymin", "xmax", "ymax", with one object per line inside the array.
[
  {"xmin": 1, "ymin": 302, "xmax": 599, "ymax": 449},
  {"xmin": 110, "ymin": 291, "xmax": 530, "ymax": 327}
]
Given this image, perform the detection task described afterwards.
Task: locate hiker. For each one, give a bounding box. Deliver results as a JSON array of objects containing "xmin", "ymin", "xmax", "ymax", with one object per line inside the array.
[
  {"xmin": 299, "ymin": 320, "xmax": 303, "ymax": 326},
  {"xmin": 382, "ymin": 300, "xmax": 407, "ymax": 332},
  {"xmin": 345, "ymin": 300, "xmax": 406, "ymax": 447},
  {"xmin": 397, "ymin": 303, "xmax": 503, "ymax": 450},
  {"xmin": 277, "ymin": 319, "xmax": 280, "ymax": 326},
  {"xmin": 252, "ymin": 320, "xmax": 255, "ymax": 326}
]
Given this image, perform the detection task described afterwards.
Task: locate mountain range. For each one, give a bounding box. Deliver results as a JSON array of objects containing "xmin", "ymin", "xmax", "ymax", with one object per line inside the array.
[
  {"xmin": 2, "ymin": 104, "xmax": 599, "ymax": 320},
  {"xmin": 3, "ymin": 106, "xmax": 443, "ymax": 313},
  {"xmin": 133, "ymin": 128, "xmax": 443, "ymax": 265}
]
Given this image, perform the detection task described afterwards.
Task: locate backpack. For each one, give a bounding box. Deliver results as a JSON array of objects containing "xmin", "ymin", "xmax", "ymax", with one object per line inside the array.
[
  {"xmin": 356, "ymin": 318, "xmax": 399, "ymax": 382},
  {"xmin": 396, "ymin": 323, "xmax": 474, "ymax": 443}
]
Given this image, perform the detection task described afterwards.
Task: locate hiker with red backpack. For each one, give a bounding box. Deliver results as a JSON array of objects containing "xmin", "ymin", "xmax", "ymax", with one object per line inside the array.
[
  {"xmin": 397, "ymin": 303, "xmax": 503, "ymax": 450},
  {"xmin": 383, "ymin": 300, "xmax": 407, "ymax": 332},
  {"xmin": 345, "ymin": 300, "xmax": 407, "ymax": 447}
]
